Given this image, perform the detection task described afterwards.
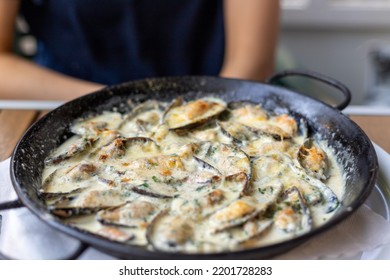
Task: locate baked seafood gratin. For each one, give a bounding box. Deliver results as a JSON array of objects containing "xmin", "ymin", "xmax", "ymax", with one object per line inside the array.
[{"xmin": 41, "ymin": 97, "xmax": 345, "ymax": 253}]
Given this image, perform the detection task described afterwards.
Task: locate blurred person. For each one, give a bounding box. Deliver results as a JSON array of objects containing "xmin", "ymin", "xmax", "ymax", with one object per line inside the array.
[{"xmin": 0, "ymin": 0, "xmax": 280, "ymax": 101}]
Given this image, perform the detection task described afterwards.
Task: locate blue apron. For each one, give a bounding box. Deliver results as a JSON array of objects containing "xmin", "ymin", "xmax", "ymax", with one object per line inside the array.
[{"xmin": 20, "ymin": 0, "xmax": 225, "ymax": 85}]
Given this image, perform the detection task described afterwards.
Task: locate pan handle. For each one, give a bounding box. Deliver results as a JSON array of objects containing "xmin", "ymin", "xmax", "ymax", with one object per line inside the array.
[
  {"xmin": 0, "ymin": 199, "xmax": 24, "ymax": 211},
  {"xmin": 266, "ymin": 69, "xmax": 351, "ymax": 110},
  {"xmin": 0, "ymin": 242, "xmax": 89, "ymax": 260}
]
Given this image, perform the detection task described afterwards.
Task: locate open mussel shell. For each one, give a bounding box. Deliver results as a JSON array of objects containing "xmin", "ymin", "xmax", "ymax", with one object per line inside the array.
[
  {"xmin": 119, "ymin": 100, "xmax": 166, "ymax": 135},
  {"xmin": 298, "ymin": 138, "xmax": 329, "ymax": 181},
  {"xmin": 251, "ymin": 154, "xmax": 290, "ymax": 182},
  {"xmin": 208, "ymin": 197, "xmax": 261, "ymax": 233},
  {"xmin": 225, "ymin": 172, "xmax": 251, "ymax": 196},
  {"xmin": 213, "ymin": 219, "xmax": 273, "ymax": 247},
  {"xmin": 89, "ymin": 137, "xmax": 127, "ymax": 161},
  {"xmin": 45, "ymin": 136, "xmax": 96, "ymax": 165},
  {"xmin": 163, "ymin": 98, "xmax": 226, "ymax": 130},
  {"xmin": 252, "ymin": 150, "xmax": 339, "ymax": 214},
  {"xmin": 206, "ymin": 181, "xmax": 280, "ymax": 234},
  {"xmin": 288, "ymin": 161, "xmax": 339, "ymax": 213},
  {"xmin": 193, "ymin": 142, "xmax": 251, "ymax": 179},
  {"xmin": 48, "ymin": 189, "xmax": 128, "ymax": 218},
  {"xmin": 242, "ymin": 139, "xmax": 291, "ymax": 158},
  {"xmin": 90, "ymin": 136, "xmax": 160, "ymax": 162},
  {"xmin": 217, "ymin": 121, "xmax": 258, "ymax": 145},
  {"xmin": 97, "ymin": 201, "xmax": 158, "ymax": 228},
  {"xmin": 99, "ymin": 151, "xmax": 188, "ymax": 200},
  {"xmin": 71, "ymin": 111, "xmax": 123, "ymax": 136},
  {"xmin": 228, "ymin": 101, "xmax": 303, "ymax": 140},
  {"xmin": 123, "ymin": 137, "xmax": 161, "ymax": 158},
  {"xmin": 122, "ymin": 154, "xmax": 186, "ymax": 198},
  {"xmin": 273, "ymin": 186, "xmax": 312, "ymax": 235},
  {"xmin": 171, "ymin": 171, "xmax": 249, "ymax": 219},
  {"xmin": 267, "ymin": 114, "xmax": 298, "ymax": 139},
  {"xmin": 146, "ymin": 210, "xmax": 194, "ymax": 252},
  {"xmin": 161, "ymin": 97, "xmax": 184, "ymax": 122},
  {"xmin": 121, "ymin": 100, "xmax": 165, "ymax": 124},
  {"xmin": 238, "ymin": 219, "xmax": 273, "ymax": 243},
  {"xmin": 40, "ymin": 162, "xmax": 99, "ymax": 195}
]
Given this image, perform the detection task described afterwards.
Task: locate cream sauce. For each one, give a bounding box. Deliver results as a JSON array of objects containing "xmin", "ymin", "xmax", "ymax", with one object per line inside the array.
[{"xmin": 41, "ymin": 98, "xmax": 345, "ymax": 253}]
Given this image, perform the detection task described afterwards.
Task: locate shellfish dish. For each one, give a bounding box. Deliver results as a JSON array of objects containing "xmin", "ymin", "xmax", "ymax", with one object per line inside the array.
[{"xmin": 40, "ymin": 97, "xmax": 345, "ymax": 254}]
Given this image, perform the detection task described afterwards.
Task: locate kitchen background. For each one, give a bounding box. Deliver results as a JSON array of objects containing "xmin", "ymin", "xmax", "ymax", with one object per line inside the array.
[
  {"xmin": 279, "ymin": 0, "xmax": 390, "ymax": 107},
  {"xmin": 14, "ymin": 0, "xmax": 390, "ymax": 107}
]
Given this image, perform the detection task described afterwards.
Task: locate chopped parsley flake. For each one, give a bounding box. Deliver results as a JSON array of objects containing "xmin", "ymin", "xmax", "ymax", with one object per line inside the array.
[{"xmin": 152, "ymin": 176, "xmax": 160, "ymax": 183}]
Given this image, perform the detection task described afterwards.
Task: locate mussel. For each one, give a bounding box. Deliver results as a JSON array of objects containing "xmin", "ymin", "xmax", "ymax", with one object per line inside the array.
[
  {"xmin": 163, "ymin": 98, "xmax": 226, "ymax": 130},
  {"xmin": 147, "ymin": 210, "xmax": 194, "ymax": 252},
  {"xmin": 48, "ymin": 189, "xmax": 128, "ymax": 218},
  {"xmin": 208, "ymin": 197, "xmax": 260, "ymax": 232},
  {"xmin": 273, "ymin": 186, "xmax": 312, "ymax": 235},
  {"xmin": 40, "ymin": 162, "xmax": 99, "ymax": 195},
  {"xmin": 97, "ymin": 201, "xmax": 158, "ymax": 228},
  {"xmin": 228, "ymin": 102, "xmax": 301, "ymax": 140},
  {"xmin": 90, "ymin": 136, "xmax": 160, "ymax": 162},
  {"xmin": 119, "ymin": 100, "xmax": 166, "ymax": 136},
  {"xmin": 193, "ymin": 142, "xmax": 251, "ymax": 179},
  {"xmin": 71, "ymin": 111, "xmax": 123, "ymax": 136},
  {"xmin": 45, "ymin": 136, "xmax": 96, "ymax": 165},
  {"xmin": 298, "ymin": 138, "xmax": 329, "ymax": 181},
  {"xmin": 288, "ymin": 162, "xmax": 339, "ymax": 213}
]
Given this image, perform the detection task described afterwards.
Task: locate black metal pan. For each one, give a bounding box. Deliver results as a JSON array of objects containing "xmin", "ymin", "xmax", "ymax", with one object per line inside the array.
[{"xmin": 2, "ymin": 70, "xmax": 378, "ymax": 259}]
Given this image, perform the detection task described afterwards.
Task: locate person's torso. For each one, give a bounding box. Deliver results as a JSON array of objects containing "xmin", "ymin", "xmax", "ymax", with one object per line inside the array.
[{"xmin": 20, "ymin": 0, "xmax": 224, "ymax": 84}]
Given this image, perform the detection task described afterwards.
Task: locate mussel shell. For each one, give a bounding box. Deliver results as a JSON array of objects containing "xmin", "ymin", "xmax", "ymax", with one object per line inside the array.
[
  {"xmin": 91, "ymin": 136, "xmax": 160, "ymax": 162},
  {"xmin": 208, "ymin": 197, "xmax": 260, "ymax": 232},
  {"xmin": 121, "ymin": 100, "xmax": 165, "ymax": 124},
  {"xmin": 146, "ymin": 210, "xmax": 194, "ymax": 252},
  {"xmin": 193, "ymin": 142, "xmax": 251, "ymax": 178},
  {"xmin": 40, "ymin": 162, "xmax": 99, "ymax": 195},
  {"xmin": 71, "ymin": 111, "xmax": 123, "ymax": 136},
  {"xmin": 164, "ymin": 98, "xmax": 226, "ymax": 130},
  {"xmin": 48, "ymin": 189, "xmax": 128, "ymax": 218},
  {"xmin": 297, "ymin": 138, "xmax": 329, "ymax": 180},
  {"xmin": 97, "ymin": 201, "xmax": 158, "ymax": 228},
  {"xmin": 273, "ymin": 186, "xmax": 312, "ymax": 234},
  {"xmin": 172, "ymin": 171, "xmax": 248, "ymax": 219},
  {"xmin": 217, "ymin": 121, "xmax": 258, "ymax": 145},
  {"xmin": 161, "ymin": 97, "xmax": 184, "ymax": 122},
  {"xmin": 119, "ymin": 100, "xmax": 166, "ymax": 135},
  {"xmin": 227, "ymin": 101, "xmax": 302, "ymax": 140},
  {"xmin": 288, "ymin": 162, "xmax": 339, "ymax": 213},
  {"xmin": 45, "ymin": 136, "xmax": 96, "ymax": 165},
  {"xmin": 242, "ymin": 139, "xmax": 291, "ymax": 158},
  {"xmin": 212, "ymin": 219, "xmax": 273, "ymax": 246}
]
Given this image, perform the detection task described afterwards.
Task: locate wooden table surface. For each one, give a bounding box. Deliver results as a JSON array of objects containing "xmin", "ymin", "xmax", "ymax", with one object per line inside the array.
[{"xmin": 0, "ymin": 109, "xmax": 389, "ymax": 161}]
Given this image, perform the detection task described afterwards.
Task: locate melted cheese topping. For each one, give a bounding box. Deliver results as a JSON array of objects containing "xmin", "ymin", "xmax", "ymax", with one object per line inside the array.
[{"xmin": 41, "ymin": 98, "xmax": 345, "ymax": 254}]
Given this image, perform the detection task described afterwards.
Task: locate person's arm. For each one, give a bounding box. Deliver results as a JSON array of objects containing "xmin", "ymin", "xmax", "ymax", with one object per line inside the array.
[
  {"xmin": 0, "ymin": 0, "xmax": 104, "ymax": 101},
  {"xmin": 220, "ymin": 0, "xmax": 280, "ymax": 82}
]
